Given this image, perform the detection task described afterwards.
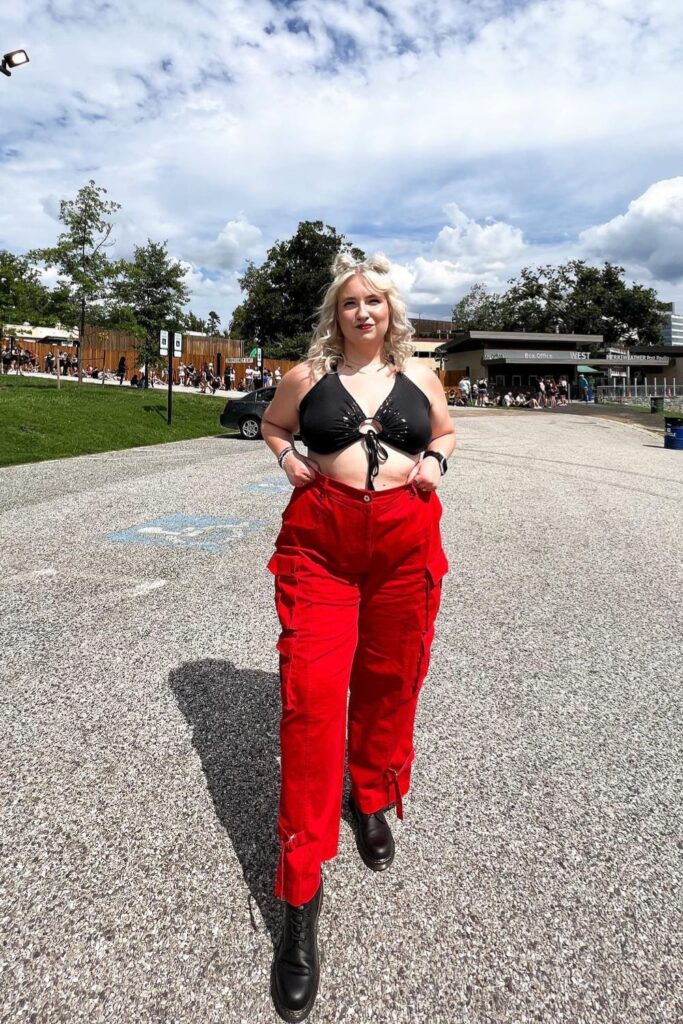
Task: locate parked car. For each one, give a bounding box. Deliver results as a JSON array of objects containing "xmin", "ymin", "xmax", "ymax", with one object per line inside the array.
[{"xmin": 220, "ymin": 386, "xmax": 278, "ymax": 439}]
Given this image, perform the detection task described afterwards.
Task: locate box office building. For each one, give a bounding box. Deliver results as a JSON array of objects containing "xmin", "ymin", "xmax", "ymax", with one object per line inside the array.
[{"xmin": 433, "ymin": 331, "xmax": 673, "ymax": 392}]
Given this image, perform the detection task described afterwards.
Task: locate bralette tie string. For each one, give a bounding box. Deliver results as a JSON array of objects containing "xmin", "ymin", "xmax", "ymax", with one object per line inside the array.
[{"xmin": 363, "ymin": 429, "xmax": 388, "ymax": 491}]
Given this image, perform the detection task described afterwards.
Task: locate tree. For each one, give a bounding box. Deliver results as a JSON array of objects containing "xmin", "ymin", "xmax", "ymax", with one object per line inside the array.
[
  {"xmin": 114, "ymin": 240, "xmax": 189, "ymax": 385},
  {"xmin": 553, "ymin": 261, "xmax": 663, "ymax": 346},
  {"xmin": 28, "ymin": 179, "xmax": 121, "ymax": 381},
  {"xmin": 232, "ymin": 220, "xmax": 365, "ymax": 359},
  {"xmin": 181, "ymin": 310, "xmax": 207, "ymax": 333},
  {"xmin": 0, "ymin": 250, "xmax": 50, "ymax": 327},
  {"xmin": 41, "ymin": 281, "xmax": 80, "ymax": 328},
  {"xmin": 452, "ymin": 260, "xmax": 664, "ymax": 346},
  {"xmin": 452, "ymin": 283, "xmax": 507, "ymax": 331},
  {"xmin": 207, "ymin": 310, "xmax": 221, "ymax": 336}
]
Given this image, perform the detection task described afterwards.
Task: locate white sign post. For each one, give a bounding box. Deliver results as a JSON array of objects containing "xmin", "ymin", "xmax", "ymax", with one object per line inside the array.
[
  {"xmin": 159, "ymin": 330, "xmax": 169, "ymax": 356},
  {"xmin": 173, "ymin": 332, "xmax": 183, "ymax": 358}
]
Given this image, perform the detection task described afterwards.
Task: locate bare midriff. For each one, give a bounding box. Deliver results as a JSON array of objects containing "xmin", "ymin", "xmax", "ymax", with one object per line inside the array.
[{"xmin": 306, "ymin": 441, "xmax": 420, "ymax": 491}]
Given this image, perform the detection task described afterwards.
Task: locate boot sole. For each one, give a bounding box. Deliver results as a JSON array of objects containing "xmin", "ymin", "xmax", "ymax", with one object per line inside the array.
[
  {"xmin": 270, "ymin": 881, "xmax": 323, "ymax": 1023},
  {"xmin": 349, "ymin": 802, "xmax": 395, "ymax": 872}
]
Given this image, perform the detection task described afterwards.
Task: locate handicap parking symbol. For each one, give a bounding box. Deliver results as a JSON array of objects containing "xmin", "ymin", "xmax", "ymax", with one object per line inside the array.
[
  {"xmin": 242, "ymin": 476, "xmax": 292, "ymax": 494},
  {"xmin": 109, "ymin": 514, "xmax": 266, "ymax": 552}
]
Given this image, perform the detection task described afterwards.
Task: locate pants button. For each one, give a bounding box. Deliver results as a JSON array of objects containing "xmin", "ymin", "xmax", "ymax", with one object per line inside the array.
[{"xmin": 363, "ymin": 495, "xmax": 371, "ymax": 502}]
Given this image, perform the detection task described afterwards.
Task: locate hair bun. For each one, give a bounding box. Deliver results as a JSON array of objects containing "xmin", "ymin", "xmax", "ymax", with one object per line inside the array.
[
  {"xmin": 332, "ymin": 252, "xmax": 359, "ymax": 275},
  {"xmin": 332, "ymin": 251, "xmax": 392, "ymax": 277},
  {"xmin": 364, "ymin": 253, "xmax": 391, "ymax": 274}
]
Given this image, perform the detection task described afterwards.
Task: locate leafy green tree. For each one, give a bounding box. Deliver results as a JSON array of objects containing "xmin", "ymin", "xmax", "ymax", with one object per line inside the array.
[
  {"xmin": 0, "ymin": 251, "xmax": 51, "ymax": 327},
  {"xmin": 452, "ymin": 283, "xmax": 507, "ymax": 331},
  {"xmin": 87, "ymin": 300, "xmax": 147, "ymax": 345},
  {"xmin": 207, "ymin": 310, "xmax": 221, "ymax": 335},
  {"xmin": 232, "ymin": 220, "xmax": 365, "ymax": 359},
  {"xmin": 181, "ymin": 310, "xmax": 207, "ymax": 333},
  {"xmin": 28, "ymin": 179, "xmax": 121, "ymax": 380},
  {"xmin": 452, "ymin": 260, "xmax": 664, "ymax": 345},
  {"xmin": 551, "ymin": 261, "xmax": 663, "ymax": 345},
  {"xmin": 42, "ymin": 281, "xmax": 80, "ymax": 328},
  {"xmin": 114, "ymin": 240, "xmax": 189, "ymax": 385}
]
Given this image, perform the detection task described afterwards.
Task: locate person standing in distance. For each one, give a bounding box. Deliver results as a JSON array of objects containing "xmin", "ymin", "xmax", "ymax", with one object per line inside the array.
[{"xmin": 261, "ymin": 253, "xmax": 455, "ymax": 1022}]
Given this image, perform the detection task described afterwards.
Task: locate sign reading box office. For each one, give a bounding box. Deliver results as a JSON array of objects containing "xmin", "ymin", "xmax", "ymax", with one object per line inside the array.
[{"xmin": 483, "ymin": 349, "xmax": 670, "ymax": 365}]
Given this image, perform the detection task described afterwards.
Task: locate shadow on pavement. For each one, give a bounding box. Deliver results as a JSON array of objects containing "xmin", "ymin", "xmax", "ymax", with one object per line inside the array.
[{"xmin": 168, "ymin": 658, "xmax": 283, "ymax": 942}]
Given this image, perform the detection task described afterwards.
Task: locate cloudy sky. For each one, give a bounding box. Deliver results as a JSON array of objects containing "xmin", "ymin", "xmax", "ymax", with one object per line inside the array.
[{"xmin": 2, "ymin": 0, "xmax": 683, "ymax": 324}]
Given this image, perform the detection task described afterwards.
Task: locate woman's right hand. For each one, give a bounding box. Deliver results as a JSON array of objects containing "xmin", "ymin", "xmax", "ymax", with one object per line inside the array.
[{"xmin": 284, "ymin": 452, "xmax": 320, "ymax": 487}]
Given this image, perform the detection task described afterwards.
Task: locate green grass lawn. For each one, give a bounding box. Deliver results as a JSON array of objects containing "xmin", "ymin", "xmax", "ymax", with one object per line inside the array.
[{"xmin": 0, "ymin": 375, "xmax": 234, "ymax": 467}]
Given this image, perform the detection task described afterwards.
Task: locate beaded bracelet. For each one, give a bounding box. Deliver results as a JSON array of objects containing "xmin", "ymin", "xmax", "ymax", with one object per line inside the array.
[{"xmin": 277, "ymin": 446, "xmax": 296, "ymax": 468}]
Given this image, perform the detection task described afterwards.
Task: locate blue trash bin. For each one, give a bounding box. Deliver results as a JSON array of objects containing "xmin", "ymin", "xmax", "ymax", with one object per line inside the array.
[{"xmin": 664, "ymin": 416, "xmax": 683, "ymax": 451}]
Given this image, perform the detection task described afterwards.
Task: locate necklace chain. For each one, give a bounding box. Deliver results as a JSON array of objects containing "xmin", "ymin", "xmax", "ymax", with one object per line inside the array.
[{"xmin": 340, "ymin": 359, "xmax": 389, "ymax": 374}]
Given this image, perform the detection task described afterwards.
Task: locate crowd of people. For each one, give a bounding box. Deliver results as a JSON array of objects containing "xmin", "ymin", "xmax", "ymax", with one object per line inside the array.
[
  {"xmin": 2, "ymin": 345, "xmax": 43, "ymax": 374},
  {"xmin": 2, "ymin": 344, "xmax": 591, "ymax": 408},
  {"xmin": 447, "ymin": 375, "xmax": 577, "ymax": 408},
  {"xmin": 175, "ymin": 363, "xmax": 283, "ymax": 393},
  {"xmin": 0, "ymin": 346, "xmax": 285, "ymax": 393}
]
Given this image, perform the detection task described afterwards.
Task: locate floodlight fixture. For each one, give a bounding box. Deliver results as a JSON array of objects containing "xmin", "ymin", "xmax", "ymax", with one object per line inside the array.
[{"xmin": 1, "ymin": 50, "xmax": 30, "ymax": 77}]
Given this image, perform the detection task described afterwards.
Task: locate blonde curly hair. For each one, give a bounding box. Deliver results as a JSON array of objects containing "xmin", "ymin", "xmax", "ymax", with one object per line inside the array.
[{"xmin": 306, "ymin": 252, "xmax": 415, "ymax": 377}]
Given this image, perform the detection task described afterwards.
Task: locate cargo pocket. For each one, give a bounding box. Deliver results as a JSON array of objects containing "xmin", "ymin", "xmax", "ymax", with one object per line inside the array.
[
  {"xmin": 425, "ymin": 548, "xmax": 449, "ymax": 627},
  {"xmin": 413, "ymin": 550, "xmax": 449, "ymax": 696},
  {"xmin": 268, "ymin": 553, "xmax": 301, "ymax": 712}
]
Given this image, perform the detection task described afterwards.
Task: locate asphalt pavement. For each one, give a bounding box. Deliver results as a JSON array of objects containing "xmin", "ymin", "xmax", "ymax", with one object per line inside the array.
[{"xmin": 1, "ymin": 412, "xmax": 681, "ymax": 1023}]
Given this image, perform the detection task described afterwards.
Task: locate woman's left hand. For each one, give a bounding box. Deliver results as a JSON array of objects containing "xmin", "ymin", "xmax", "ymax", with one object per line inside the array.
[{"xmin": 406, "ymin": 456, "xmax": 441, "ymax": 491}]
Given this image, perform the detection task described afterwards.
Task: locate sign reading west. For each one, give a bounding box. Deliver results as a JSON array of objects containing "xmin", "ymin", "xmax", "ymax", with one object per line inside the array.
[{"xmin": 483, "ymin": 348, "xmax": 670, "ymax": 365}]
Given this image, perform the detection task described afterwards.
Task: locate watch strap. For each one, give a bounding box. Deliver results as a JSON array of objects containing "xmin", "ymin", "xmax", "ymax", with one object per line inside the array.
[{"xmin": 423, "ymin": 450, "xmax": 447, "ymax": 475}]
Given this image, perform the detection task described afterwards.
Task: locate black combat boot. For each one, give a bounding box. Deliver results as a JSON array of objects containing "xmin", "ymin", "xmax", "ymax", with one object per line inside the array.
[
  {"xmin": 349, "ymin": 794, "xmax": 395, "ymax": 871},
  {"xmin": 270, "ymin": 878, "xmax": 323, "ymax": 1022}
]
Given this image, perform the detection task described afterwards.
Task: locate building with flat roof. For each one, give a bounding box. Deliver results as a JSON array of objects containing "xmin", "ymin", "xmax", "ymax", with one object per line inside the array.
[
  {"xmin": 660, "ymin": 308, "xmax": 683, "ymax": 346},
  {"xmin": 408, "ymin": 315, "xmax": 454, "ymax": 339},
  {"xmin": 2, "ymin": 323, "xmax": 79, "ymax": 345},
  {"xmin": 434, "ymin": 331, "xmax": 675, "ymax": 392}
]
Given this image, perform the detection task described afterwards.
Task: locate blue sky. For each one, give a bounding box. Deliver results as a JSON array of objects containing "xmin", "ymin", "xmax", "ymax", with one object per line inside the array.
[{"xmin": 2, "ymin": 0, "xmax": 683, "ymax": 323}]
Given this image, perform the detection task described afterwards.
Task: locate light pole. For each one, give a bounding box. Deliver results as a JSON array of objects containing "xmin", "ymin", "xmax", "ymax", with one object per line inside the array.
[{"xmin": 1, "ymin": 50, "xmax": 30, "ymax": 78}]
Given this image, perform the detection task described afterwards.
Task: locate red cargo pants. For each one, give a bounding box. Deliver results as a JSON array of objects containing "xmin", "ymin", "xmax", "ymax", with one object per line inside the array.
[{"xmin": 267, "ymin": 472, "xmax": 448, "ymax": 905}]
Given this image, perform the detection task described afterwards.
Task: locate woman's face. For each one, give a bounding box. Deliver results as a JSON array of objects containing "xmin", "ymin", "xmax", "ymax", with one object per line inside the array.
[{"xmin": 336, "ymin": 274, "xmax": 390, "ymax": 348}]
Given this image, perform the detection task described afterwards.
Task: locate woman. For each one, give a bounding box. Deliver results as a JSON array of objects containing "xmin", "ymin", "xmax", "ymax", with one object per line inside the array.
[{"xmin": 261, "ymin": 253, "xmax": 455, "ymax": 1022}]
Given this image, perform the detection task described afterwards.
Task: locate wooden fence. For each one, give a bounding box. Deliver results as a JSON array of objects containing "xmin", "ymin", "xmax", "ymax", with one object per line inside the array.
[
  {"xmin": 18, "ymin": 324, "xmax": 448, "ymax": 390},
  {"xmin": 20, "ymin": 327, "xmax": 298, "ymax": 387}
]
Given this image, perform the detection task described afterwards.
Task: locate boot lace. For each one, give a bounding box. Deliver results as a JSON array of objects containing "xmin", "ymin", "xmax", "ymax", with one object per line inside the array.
[{"xmin": 290, "ymin": 903, "xmax": 309, "ymax": 946}]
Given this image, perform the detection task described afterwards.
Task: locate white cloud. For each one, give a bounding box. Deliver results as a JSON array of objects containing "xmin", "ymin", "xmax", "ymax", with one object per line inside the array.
[
  {"xmin": 580, "ymin": 178, "xmax": 683, "ymax": 283},
  {"xmin": 434, "ymin": 203, "xmax": 527, "ymax": 271},
  {"xmin": 176, "ymin": 261, "xmax": 243, "ymax": 320},
  {"xmin": 1, "ymin": 0, "xmax": 683, "ymax": 318},
  {"xmin": 187, "ymin": 216, "xmax": 264, "ymax": 271}
]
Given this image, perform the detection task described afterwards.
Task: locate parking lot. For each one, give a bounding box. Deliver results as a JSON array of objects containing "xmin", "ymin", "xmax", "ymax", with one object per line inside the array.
[{"xmin": 1, "ymin": 412, "xmax": 681, "ymax": 1023}]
